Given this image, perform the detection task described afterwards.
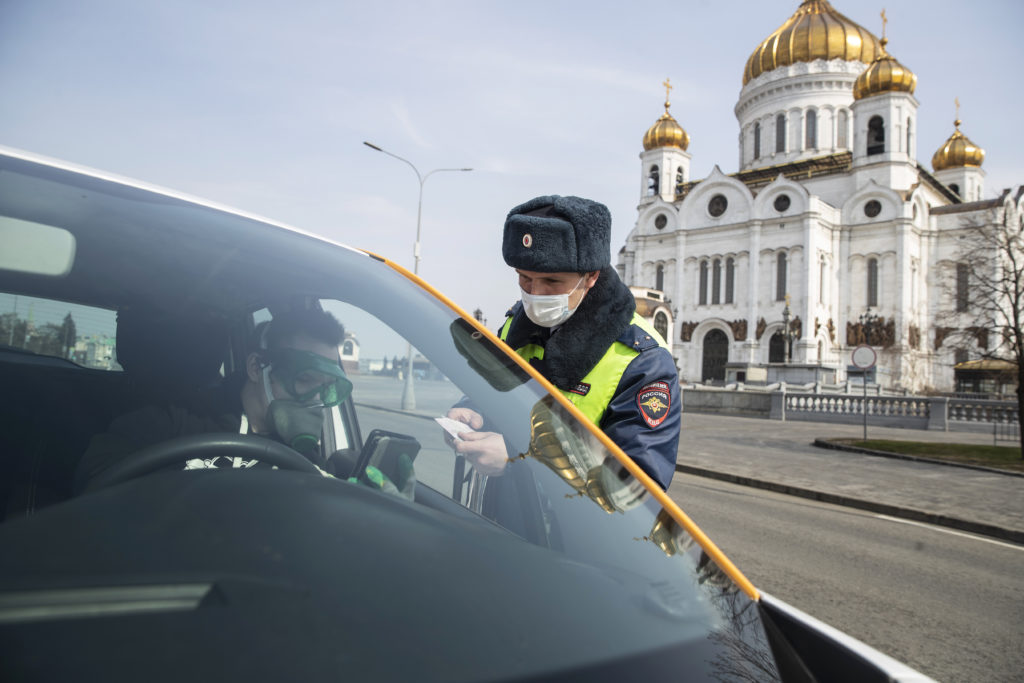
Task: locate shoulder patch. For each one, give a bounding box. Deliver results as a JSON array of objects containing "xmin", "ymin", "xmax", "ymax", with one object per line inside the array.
[
  {"xmin": 636, "ymin": 380, "xmax": 672, "ymax": 427},
  {"xmin": 568, "ymin": 382, "xmax": 591, "ymax": 396}
]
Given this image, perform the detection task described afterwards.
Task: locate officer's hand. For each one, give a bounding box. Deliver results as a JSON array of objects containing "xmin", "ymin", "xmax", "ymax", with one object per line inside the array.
[
  {"xmin": 454, "ymin": 430, "xmax": 508, "ymax": 477},
  {"xmin": 444, "ymin": 407, "xmax": 484, "ymax": 448}
]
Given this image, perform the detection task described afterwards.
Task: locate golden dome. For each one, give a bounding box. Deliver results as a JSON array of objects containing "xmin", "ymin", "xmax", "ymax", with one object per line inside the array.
[
  {"xmin": 932, "ymin": 119, "xmax": 985, "ymax": 170},
  {"xmin": 853, "ymin": 38, "xmax": 916, "ymax": 100},
  {"xmin": 643, "ymin": 103, "xmax": 689, "ymax": 151},
  {"xmin": 743, "ymin": 0, "xmax": 883, "ymax": 86},
  {"xmin": 644, "ymin": 78, "xmax": 689, "ymax": 151}
]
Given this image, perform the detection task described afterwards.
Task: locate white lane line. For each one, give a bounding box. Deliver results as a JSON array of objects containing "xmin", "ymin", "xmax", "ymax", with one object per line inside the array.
[{"xmin": 875, "ymin": 515, "xmax": 1024, "ymax": 551}]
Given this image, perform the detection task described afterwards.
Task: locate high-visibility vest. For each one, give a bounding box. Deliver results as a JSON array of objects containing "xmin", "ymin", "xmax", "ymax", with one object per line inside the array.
[{"xmin": 499, "ymin": 312, "xmax": 669, "ymax": 427}]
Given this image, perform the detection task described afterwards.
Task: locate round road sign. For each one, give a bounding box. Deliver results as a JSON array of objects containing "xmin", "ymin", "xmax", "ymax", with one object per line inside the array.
[{"xmin": 851, "ymin": 344, "xmax": 877, "ymax": 369}]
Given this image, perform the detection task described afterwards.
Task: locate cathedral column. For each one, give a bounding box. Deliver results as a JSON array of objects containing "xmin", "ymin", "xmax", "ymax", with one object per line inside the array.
[
  {"xmin": 838, "ymin": 224, "xmax": 852, "ymax": 362},
  {"xmin": 797, "ymin": 215, "xmax": 815, "ymax": 362},
  {"xmin": 673, "ymin": 229, "xmax": 687, "ymax": 366},
  {"xmin": 895, "ymin": 219, "xmax": 912, "ymax": 349},
  {"xmin": 745, "ymin": 221, "xmax": 762, "ymax": 363}
]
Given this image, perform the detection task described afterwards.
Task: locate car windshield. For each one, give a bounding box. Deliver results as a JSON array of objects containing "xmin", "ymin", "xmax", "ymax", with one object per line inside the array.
[{"xmin": 0, "ymin": 151, "xmax": 779, "ymax": 681}]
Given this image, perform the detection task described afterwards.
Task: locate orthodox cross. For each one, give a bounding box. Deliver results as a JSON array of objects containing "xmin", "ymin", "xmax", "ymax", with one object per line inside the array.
[
  {"xmin": 880, "ymin": 9, "xmax": 887, "ymax": 40},
  {"xmin": 662, "ymin": 77, "xmax": 672, "ymax": 109},
  {"xmin": 955, "ymin": 97, "xmax": 961, "ymax": 127}
]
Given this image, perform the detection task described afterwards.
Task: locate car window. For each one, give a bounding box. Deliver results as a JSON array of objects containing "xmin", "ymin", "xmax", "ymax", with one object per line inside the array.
[
  {"xmin": 321, "ymin": 299, "xmax": 465, "ymax": 497},
  {"xmin": 0, "ymin": 292, "xmax": 119, "ymax": 370}
]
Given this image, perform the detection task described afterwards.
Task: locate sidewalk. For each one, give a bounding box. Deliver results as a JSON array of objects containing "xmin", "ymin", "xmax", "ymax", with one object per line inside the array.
[{"xmin": 674, "ymin": 412, "xmax": 1024, "ymax": 544}]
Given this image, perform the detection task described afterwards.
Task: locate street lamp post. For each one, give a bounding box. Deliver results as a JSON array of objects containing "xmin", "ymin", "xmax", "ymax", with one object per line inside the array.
[
  {"xmin": 857, "ymin": 308, "xmax": 881, "ymax": 390},
  {"xmin": 782, "ymin": 294, "xmax": 793, "ymax": 364},
  {"xmin": 363, "ymin": 141, "xmax": 472, "ymax": 410},
  {"xmin": 858, "ymin": 309, "xmax": 880, "ymax": 347}
]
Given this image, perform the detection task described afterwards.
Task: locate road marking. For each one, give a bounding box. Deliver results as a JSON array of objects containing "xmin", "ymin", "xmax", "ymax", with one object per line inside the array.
[{"xmin": 875, "ymin": 515, "xmax": 1024, "ymax": 551}]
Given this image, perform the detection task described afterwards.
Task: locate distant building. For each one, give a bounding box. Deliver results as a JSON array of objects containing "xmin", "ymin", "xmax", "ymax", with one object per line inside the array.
[
  {"xmin": 73, "ymin": 335, "xmax": 118, "ymax": 370},
  {"xmin": 339, "ymin": 332, "xmax": 359, "ymax": 374},
  {"xmin": 619, "ymin": 0, "xmax": 1022, "ymax": 391}
]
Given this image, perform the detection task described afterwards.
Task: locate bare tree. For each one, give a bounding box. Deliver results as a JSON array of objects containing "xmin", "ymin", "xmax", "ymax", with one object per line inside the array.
[{"xmin": 941, "ymin": 194, "xmax": 1023, "ymax": 457}]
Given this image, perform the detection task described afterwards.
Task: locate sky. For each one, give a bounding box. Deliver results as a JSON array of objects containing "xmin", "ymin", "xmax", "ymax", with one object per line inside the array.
[{"xmin": 2, "ymin": 0, "xmax": 1022, "ymax": 342}]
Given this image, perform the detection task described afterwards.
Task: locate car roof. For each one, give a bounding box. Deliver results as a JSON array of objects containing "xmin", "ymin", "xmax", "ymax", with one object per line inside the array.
[{"xmin": 0, "ymin": 146, "xmax": 365, "ymax": 316}]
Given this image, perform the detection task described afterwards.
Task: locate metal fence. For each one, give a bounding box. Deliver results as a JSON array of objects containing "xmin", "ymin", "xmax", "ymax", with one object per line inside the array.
[{"xmin": 993, "ymin": 421, "xmax": 1021, "ymax": 446}]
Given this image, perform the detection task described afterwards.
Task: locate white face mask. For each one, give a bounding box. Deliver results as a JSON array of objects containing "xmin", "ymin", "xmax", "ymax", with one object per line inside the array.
[{"xmin": 521, "ymin": 276, "xmax": 586, "ymax": 328}]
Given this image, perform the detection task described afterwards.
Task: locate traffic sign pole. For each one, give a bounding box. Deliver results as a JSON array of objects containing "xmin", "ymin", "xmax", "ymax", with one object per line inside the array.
[{"xmin": 851, "ymin": 345, "xmax": 877, "ymax": 442}]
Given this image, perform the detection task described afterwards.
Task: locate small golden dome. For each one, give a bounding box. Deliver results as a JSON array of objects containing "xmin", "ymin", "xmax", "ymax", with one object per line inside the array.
[
  {"xmin": 853, "ymin": 39, "xmax": 916, "ymax": 100},
  {"xmin": 932, "ymin": 119, "xmax": 985, "ymax": 170},
  {"xmin": 743, "ymin": 0, "xmax": 883, "ymax": 86},
  {"xmin": 643, "ymin": 103, "xmax": 689, "ymax": 151}
]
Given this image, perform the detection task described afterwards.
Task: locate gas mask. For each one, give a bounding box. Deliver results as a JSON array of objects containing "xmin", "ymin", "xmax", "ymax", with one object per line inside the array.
[
  {"xmin": 520, "ymin": 275, "xmax": 586, "ymax": 328},
  {"xmin": 260, "ymin": 348, "xmax": 353, "ymax": 456}
]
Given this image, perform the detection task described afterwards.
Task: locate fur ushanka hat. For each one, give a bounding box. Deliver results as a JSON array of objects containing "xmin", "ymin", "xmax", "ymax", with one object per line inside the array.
[{"xmin": 502, "ymin": 195, "xmax": 611, "ymax": 273}]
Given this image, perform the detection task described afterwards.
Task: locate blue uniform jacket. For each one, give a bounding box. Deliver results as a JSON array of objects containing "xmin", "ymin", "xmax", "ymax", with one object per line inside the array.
[{"xmin": 587, "ymin": 321, "xmax": 680, "ymax": 490}]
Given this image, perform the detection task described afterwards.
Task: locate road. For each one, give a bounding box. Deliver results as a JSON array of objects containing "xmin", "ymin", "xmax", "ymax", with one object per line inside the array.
[{"xmin": 669, "ymin": 476, "xmax": 1024, "ymax": 683}]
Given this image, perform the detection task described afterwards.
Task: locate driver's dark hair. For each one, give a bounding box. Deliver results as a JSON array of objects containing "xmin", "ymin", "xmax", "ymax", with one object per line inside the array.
[{"xmin": 253, "ymin": 309, "xmax": 345, "ymax": 353}]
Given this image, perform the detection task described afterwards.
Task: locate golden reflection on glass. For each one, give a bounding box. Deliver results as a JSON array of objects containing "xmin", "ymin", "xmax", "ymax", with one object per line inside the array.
[{"xmin": 516, "ymin": 396, "xmax": 648, "ymax": 514}]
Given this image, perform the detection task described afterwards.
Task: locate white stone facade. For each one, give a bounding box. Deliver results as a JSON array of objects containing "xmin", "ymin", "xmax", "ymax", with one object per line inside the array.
[{"xmin": 620, "ymin": 52, "xmax": 1022, "ymax": 392}]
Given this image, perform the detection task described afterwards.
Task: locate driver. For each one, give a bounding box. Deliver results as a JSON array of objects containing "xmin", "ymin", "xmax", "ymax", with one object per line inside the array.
[{"xmin": 74, "ymin": 309, "xmax": 354, "ymax": 493}]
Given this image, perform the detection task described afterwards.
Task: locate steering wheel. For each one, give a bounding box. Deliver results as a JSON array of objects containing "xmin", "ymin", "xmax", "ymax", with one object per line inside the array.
[{"xmin": 85, "ymin": 433, "xmax": 322, "ymax": 492}]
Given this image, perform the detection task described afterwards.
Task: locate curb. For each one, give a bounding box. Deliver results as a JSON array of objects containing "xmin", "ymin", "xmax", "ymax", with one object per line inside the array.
[
  {"xmin": 812, "ymin": 439, "xmax": 1024, "ymax": 478},
  {"xmin": 675, "ymin": 463, "xmax": 1024, "ymax": 545}
]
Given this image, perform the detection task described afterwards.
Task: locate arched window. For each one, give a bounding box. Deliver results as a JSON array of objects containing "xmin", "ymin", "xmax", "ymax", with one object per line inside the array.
[
  {"xmin": 775, "ymin": 114, "xmax": 786, "ymax": 153},
  {"xmin": 655, "ymin": 264, "xmax": 664, "ymax": 291},
  {"xmin": 776, "ymin": 252, "xmax": 787, "ymax": 301},
  {"xmin": 647, "ymin": 165, "xmax": 659, "ymax": 196},
  {"xmin": 949, "ymin": 183, "xmax": 961, "ymax": 197},
  {"xmin": 906, "ymin": 117, "xmax": 912, "ymax": 155},
  {"xmin": 342, "ymin": 340, "xmax": 355, "ymax": 356},
  {"xmin": 725, "ymin": 258, "xmax": 735, "ymax": 304},
  {"xmin": 867, "ymin": 258, "xmax": 879, "ymax": 307},
  {"xmin": 805, "ymin": 109, "xmax": 817, "ymax": 150},
  {"xmin": 675, "ymin": 167, "xmax": 684, "ymax": 195},
  {"xmin": 769, "ymin": 332, "xmax": 786, "ymax": 363},
  {"xmin": 699, "ymin": 261, "xmax": 708, "ymax": 305},
  {"xmin": 712, "ymin": 259, "xmax": 721, "ymax": 304},
  {"xmin": 837, "ymin": 110, "xmax": 849, "ymax": 148},
  {"xmin": 654, "ymin": 312, "xmax": 668, "ymax": 342},
  {"xmin": 753, "ymin": 122, "xmax": 761, "ymax": 160},
  {"xmin": 867, "ymin": 116, "xmax": 885, "ymax": 155},
  {"xmin": 956, "ymin": 263, "xmax": 969, "ymax": 312}
]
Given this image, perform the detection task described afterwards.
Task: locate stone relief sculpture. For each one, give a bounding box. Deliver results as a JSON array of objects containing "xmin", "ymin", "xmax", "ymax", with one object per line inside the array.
[{"xmin": 679, "ymin": 321, "xmax": 698, "ymax": 342}]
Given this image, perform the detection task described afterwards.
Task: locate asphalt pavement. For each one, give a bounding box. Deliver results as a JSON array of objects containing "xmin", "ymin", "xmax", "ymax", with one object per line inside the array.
[{"xmin": 674, "ymin": 412, "xmax": 1024, "ymax": 544}]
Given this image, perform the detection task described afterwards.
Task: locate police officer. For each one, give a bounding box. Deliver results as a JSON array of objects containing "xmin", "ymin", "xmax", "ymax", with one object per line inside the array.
[{"xmin": 448, "ymin": 195, "xmax": 680, "ymax": 489}]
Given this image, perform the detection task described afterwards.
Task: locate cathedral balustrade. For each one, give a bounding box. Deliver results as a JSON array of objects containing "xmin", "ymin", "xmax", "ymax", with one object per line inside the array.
[
  {"xmin": 784, "ymin": 393, "xmax": 930, "ymax": 420},
  {"xmin": 947, "ymin": 399, "xmax": 1020, "ymax": 425},
  {"xmin": 684, "ymin": 384, "xmax": 1018, "ymax": 433}
]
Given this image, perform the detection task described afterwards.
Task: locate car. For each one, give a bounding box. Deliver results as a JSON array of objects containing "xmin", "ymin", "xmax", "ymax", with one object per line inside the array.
[{"xmin": 0, "ymin": 146, "xmax": 934, "ymax": 681}]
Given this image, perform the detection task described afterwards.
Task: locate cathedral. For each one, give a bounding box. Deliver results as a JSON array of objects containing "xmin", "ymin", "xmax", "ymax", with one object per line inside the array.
[{"xmin": 618, "ymin": 0, "xmax": 1022, "ymax": 393}]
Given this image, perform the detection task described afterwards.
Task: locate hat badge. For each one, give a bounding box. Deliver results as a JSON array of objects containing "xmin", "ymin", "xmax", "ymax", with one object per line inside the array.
[{"xmin": 522, "ymin": 233, "xmax": 533, "ymax": 248}]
